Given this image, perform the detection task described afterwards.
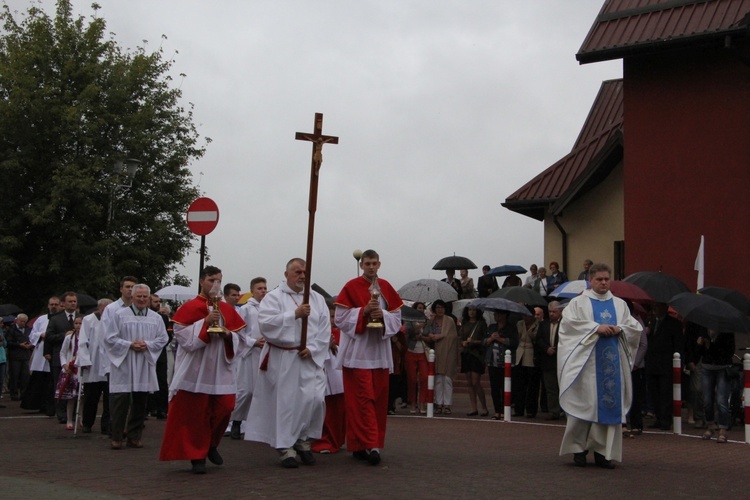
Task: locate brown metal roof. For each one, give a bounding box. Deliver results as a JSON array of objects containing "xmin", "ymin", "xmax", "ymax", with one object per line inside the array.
[
  {"xmin": 502, "ymin": 80, "xmax": 623, "ymax": 221},
  {"xmin": 577, "ymin": 0, "xmax": 750, "ymax": 63}
]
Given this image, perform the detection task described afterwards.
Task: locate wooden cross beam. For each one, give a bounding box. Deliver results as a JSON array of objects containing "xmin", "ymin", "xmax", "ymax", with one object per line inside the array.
[{"xmin": 295, "ymin": 113, "xmax": 339, "ymax": 349}]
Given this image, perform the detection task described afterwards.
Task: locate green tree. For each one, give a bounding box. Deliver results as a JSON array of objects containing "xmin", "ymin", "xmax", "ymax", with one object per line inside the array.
[{"xmin": 0, "ymin": 0, "xmax": 205, "ymax": 313}]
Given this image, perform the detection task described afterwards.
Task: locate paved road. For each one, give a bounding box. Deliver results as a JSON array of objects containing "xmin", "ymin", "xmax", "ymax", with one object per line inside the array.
[{"xmin": 1, "ymin": 398, "xmax": 747, "ymax": 499}]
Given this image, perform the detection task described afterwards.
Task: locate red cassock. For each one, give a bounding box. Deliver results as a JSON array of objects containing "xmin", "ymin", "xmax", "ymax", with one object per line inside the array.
[{"xmin": 159, "ymin": 295, "xmax": 245, "ymax": 462}]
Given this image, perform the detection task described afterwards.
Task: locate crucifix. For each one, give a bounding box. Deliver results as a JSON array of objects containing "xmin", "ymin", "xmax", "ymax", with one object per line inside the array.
[{"xmin": 295, "ymin": 113, "xmax": 339, "ymax": 349}]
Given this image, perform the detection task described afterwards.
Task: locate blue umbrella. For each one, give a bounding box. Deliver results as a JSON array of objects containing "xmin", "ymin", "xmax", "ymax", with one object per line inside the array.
[
  {"xmin": 550, "ymin": 280, "xmax": 590, "ymax": 299},
  {"xmin": 486, "ymin": 265, "xmax": 527, "ymax": 278}
]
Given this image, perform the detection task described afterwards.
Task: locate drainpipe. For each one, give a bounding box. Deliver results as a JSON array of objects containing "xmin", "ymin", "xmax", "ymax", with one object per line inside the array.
[
  {"xmin": 553, "ymin": 215, "xmax": 568, "ymax": 275},
  {"xmin": 725, "ymin": 35, "xmax": 750, "ymax": 68}
]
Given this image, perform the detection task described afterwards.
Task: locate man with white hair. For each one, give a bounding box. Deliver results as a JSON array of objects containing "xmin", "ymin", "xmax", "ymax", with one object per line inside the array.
[{"xmin": 104, "ymin": 284, "xmax": 169, "ymax": 450}]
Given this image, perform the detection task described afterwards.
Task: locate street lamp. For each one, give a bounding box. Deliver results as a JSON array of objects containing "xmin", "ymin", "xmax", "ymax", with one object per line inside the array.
[
  {"xmin": 108, "ymin": 158, "xmax": 141, "ymax": 224},
  {"xmin": 353, "ymin": 248, "xmax": 362, "ymax": 277}
]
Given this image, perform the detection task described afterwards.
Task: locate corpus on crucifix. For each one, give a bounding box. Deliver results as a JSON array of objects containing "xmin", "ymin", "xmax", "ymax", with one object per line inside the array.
[{"xmin": 295, "ymin": 113, "xmax": 339, "ymax": 349}]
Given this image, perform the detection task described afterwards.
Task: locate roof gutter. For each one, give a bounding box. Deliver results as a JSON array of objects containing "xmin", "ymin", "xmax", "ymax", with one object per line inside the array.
[{"xmin": 553, "ymin": 215, "xmax": 568, "ymax": 276}]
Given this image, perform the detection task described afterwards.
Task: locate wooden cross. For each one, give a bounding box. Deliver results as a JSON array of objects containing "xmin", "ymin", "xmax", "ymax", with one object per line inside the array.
[{"xmin": 295, "ymin": 113, "xmax": 339, "ymax": 349}]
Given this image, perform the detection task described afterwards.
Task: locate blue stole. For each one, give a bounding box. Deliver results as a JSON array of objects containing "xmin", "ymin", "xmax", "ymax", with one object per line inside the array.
[{"xmin": 590, "ymin": 297, "xmax": 622, "ymax": 424}]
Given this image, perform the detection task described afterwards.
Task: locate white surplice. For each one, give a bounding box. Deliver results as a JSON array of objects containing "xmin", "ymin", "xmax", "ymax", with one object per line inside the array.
[
  {"xmin": 244, "ymin": 282, "xmax": 329, "ymax": 449},
  {"xmin": 29, "ymin": 314, "xmax": 51, "ymax": 373},
  {"xmin": 104, "ymin": 307, "xmax": 168, "ymax": 394},
  {"xmin": 232, "ymin": 298, "xmax": 262, "ymax": 421},
  {"xmin": 335, "ymin": 299, "xmax": 401, "ymax": 371},
  {"xmin": 169, "ymin": 313, "xmax": 242, "ymax": 400},
  {"xmin": 77, "ymin": 313, "xmax": 110, "ymax": 383}
]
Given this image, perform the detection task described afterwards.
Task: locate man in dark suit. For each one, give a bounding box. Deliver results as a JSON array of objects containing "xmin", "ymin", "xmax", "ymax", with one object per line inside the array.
[
  {"xmin": 477, "ymin": 265, "xmax": 499, "ymax": 298},
  {"xmin": 44, "ymin": 291, "xmax": 80, "ymax": 423},
  {"xmin": 645, "ymin": 302, "xmax": 683, "ymax": 430},
  {"xmin": 535, "ymin": 301, "xmax": 563, "ymax": 420}
]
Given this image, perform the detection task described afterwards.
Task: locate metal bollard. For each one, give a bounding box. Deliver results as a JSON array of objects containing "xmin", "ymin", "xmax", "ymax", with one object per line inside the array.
[
  {"xmin": 744, "ymin": 353, "xmax": 749, "ymax": 444},
  {"xmin": 504, "ymin": 351, "xmax": 512, "ymax": 422},
  {"xmin": 426, "ymin": 349, "xmax": 435, "ymax": 418},
  {"xmin": 673, "ymin": 352, "xmax": 682, "ymax": 435}
]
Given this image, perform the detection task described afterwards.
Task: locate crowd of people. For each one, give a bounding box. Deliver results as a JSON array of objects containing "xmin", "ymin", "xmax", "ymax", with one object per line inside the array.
[{"xmin": 0, "ymin": 256, "xmax": 744, "ymax": 473}]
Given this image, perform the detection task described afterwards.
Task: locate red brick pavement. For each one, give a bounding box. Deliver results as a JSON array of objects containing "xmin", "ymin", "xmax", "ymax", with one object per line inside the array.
[{"xmin": 1, "ymin": 398, "xmax": 747, "ymax": 499}]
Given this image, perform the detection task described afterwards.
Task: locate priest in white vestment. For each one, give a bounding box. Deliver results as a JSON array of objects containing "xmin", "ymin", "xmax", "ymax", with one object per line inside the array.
[
  {"xmin": 557, "ymin": 263, "xmax": 642, "ymax": 468},
  {"xmin": 105, "ymin": 284, "xmax": 168, "ymax": 450},
  {"xmin": 244, "ymin": 258, "xmax": 330, "ymax": 469}
]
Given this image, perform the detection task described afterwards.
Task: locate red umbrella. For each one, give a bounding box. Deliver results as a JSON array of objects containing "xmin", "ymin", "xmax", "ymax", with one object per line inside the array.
[{"xmin": 609, "ymin": 280, "xmax": 653, "ymax": 303}]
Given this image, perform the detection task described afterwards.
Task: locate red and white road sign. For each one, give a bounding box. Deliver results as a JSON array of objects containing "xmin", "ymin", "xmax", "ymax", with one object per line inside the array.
[{"xmin": 186, "ymin": 197, "xmax": 219, "ymax": 236}]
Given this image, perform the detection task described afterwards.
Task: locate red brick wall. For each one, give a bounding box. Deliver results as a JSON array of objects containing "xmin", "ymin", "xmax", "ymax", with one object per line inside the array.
[{"xmin": 623, "ymin": 45, "xmax": 750, "ymax": 295}]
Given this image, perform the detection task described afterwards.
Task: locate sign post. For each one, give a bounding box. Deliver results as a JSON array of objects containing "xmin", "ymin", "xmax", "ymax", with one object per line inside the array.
[{"xmin": 187, "ymin": 197, "xmax": 220, "ymax": 287}]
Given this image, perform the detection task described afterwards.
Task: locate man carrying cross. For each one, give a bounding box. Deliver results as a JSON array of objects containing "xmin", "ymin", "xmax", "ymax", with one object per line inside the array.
[{"xmin": 244, "ymin": 258, "xmax": 330, "ymax": 468}]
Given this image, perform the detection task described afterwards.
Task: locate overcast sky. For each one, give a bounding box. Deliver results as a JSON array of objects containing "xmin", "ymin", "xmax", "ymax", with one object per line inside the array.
[{"xmin": 7, "ymin": 0, "xmax": 621, "ymax": 296}]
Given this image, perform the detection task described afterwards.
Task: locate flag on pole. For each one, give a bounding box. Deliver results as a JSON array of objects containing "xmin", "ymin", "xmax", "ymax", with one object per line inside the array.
[{"xmin": 694, "ymin": 235, "xmax": 705, "ymax": 290}]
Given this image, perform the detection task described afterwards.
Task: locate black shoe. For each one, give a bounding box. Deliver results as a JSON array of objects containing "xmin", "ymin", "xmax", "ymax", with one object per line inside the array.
[
  {"xmin": 191, "ymin": 459, "xmax": 207, "ymax": 474},
  {"xmin": 207, "ymin": 447, "xmax": 223, "ymax": 465},
  {"xmin": 230, "ymin": 421, "xmax": 242, "ymax": 440},
  {"xmin": 573, "ymin": 451, "xmax": 588, "ymax": 467},
  {"xmin": 367, "ymin": 449, "xmax": 381, "ymax": 466},
  {"xmin": 281, "ymin": 457, "xmax": 299, "ymax": 468},
  {"xmin": 647, "ymin": 422, "xmax": 662, "ymax": 429},
  {"xmin": 353, "ymin": 450, "xmax": 369, "ymax": 461},
  {"xmin": 527, "ymin": 414, "xmax": 537, "ymax": 418},
  {"xmin": 298, "ymin": 450, "xmax": 316, "ymax": 465},
  {"xmin": 155, "ymin": 411, "xmax": 167, "ymax": 420},
  {"xmin": 82, "ymin": 426, "xmax": 92, "ymax": 434},
  {"xmin": 594, "ymin": 452, "xmax": 615, "ymax": 469}
]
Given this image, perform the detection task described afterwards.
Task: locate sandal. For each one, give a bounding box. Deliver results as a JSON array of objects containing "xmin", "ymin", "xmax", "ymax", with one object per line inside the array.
[
  {"xmin": 717, "ymin": 433, "xmax": 728, "ymax": 444},
  {"xmin": 622, "ymin": 430, "xmax": 633, "ymax": 438},
  {"xmin": 444, "ymin": 408, "xmax": 452, "ymax": 415},
  {"xmin": 491, "ymin": 413, "xmax": 501, "ymax": 420},
  {"xmin": 701, "ymin": 429, "xmax": 714, "ymax": 440},
  {"xmin": 435, "ymin": 407, "xmax": 443, "ymax": 414}
]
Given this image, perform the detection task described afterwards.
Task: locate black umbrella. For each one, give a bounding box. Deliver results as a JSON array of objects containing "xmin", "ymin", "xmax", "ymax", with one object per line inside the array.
[
  {"xmin": 698, "ymin": 286, "xmax": 750, "ymax": 316},
  {"xmin": 670, "ymin": 292, "xmax": 750, "ymax": 333},
  {"xmin": 488, "ymin": 287, "xmax": 547, "ymax": 307},
  {"xmin": 623, "ymin": 271, "xmax": 690, "ymax": 303},
  {"xmin": 401, "ymin": 305, "xmax": 426, "ymax": 322},
  {"xmin": 486, "ymin": 265, "xmax": 527, "ymax": 278},
  {"xmin": 76, "ymin": 293, "xmax": 97, "ymax": 308},
  {"xmin": 470, "ymin": 297, "xmax": 531, "ymax": 316},
  {"xmin": 432, "ymin": 255, "xmax": 477, "ymax": 270},
  {"xmin": 312, "ymin": 283, "xmax": 333, "ymax": 299},
  {"xmin": 0, "ymin": 303, "xmax": 22, "ymax": 316}
]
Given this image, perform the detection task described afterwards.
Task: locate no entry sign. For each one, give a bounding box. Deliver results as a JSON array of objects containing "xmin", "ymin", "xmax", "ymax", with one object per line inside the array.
[{"xmin": 186, "ymin": 197, "xmax": 219, "ymax": 236}]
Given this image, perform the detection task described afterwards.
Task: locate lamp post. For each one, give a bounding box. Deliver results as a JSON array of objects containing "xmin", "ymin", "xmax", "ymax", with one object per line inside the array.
[
  {"xmin": 107, "ymin": 159, "xmax": 141, "ymax": 225},
  {"xmin": 353, "ymin": 248, "xmax": 363, "ymax": 277}
]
